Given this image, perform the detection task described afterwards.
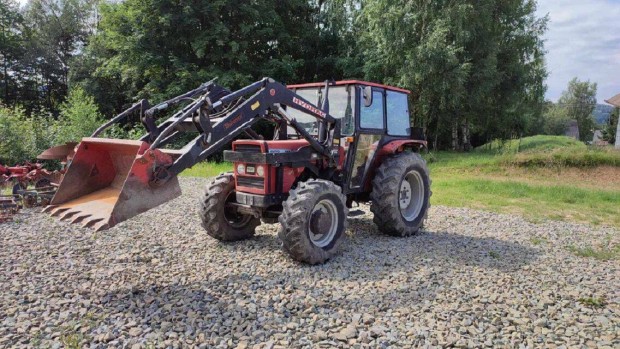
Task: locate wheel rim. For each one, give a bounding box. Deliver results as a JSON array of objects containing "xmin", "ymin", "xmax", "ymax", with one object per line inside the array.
[
  {"xmin": 309, "ymin": 199, "xmax": 338, "ymax": 248},
  {"xmin": 224, "ymin": 192, "xmax": 252, "ymax": 228},
  {"xmin": 399, "ymin": 170, "xmax": 424, "ymax": 222}
]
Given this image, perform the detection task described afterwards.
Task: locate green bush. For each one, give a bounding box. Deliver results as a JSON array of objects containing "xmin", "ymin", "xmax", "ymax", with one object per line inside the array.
[
  {"xmin": 55, "ymin": 88, "xmax": 103, "ymax": 144},
  {"xmin": 0, "ymin": 106, "xmax": 59, "ymax": 164},
  {"xmin": 102, "ymin": 124, "xmax": 143, "ymax": 140},
  {"xmin": 542, "ymin": 105, "xmax": 572, "ymax": 136},
  {"xmin": 0, "ymin": 88, "xmax": 105, "ymax": 165}
]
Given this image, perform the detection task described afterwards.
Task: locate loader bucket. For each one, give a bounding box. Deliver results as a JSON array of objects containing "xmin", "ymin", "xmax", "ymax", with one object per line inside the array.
[{"xmin": 44, "ymin": 138, "xmax": 181, "ymax": 231}]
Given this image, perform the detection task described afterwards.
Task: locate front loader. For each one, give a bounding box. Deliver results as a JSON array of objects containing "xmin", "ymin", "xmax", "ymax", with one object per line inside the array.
[{"xmin": 46, "ymin": 78, "xmax": 430, "ymax": 264}]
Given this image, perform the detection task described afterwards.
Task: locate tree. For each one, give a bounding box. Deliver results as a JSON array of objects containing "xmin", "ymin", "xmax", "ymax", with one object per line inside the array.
[
  {"xmin": 542, "ymin": 102, "xmax": 571, "ymax": 135},
  {"xmin": 55, "ymin": 87, "xmax": 102, "ymax": 143},
  {"xmin": 0, "ymin": 0, "xmax": 24, "ymax": 107},
  {"xmin": 21, "ymin": 0, "xmax": 96, "ymax": 111},
  {"xmin": 73, "ymin": 0, "xmax": 321, "ymax": 114},
  {"xmin": 557, "ymin": 78, "xmax": 597, "ymax": 142},
  {"xmin": 0, "ymin": 86, "xmax": 103, "ymax": 164},
  {"xmin": 601, "ymin": 107, "xmax": 618, "ymax": 144},
  {"xmin": 358, "ymin": 0, "xmax": 547, "ymax": 150}
]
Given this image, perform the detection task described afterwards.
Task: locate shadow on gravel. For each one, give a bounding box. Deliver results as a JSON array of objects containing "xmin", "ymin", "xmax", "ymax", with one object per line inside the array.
[
  {"xmin": 335, "ymin": 217, "xmax": 540, "ymax": 273},
  {"xmin": 198, "ymin": 217, "xmax": 540, "ymax": 275},
  {"xmin": 93, "ymin": 217, "xmax": 540, "ymax": 342}
]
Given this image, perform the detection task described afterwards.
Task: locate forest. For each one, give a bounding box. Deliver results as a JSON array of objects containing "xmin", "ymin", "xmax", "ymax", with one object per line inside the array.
[{"xmin": 0, "ymin": 0, "xmax": 571, "ymax": 162}]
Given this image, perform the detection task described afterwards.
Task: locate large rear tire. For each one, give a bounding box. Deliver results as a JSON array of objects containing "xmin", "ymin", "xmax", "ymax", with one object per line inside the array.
[
  {"xmin": 278, "ymin": 179, "xmax": 348, "ymax": 264},
  {"xmin": 199, "ymin": 172, "xmax": 260, "ymax": 241},
  {"xmin": 370, "ymin": 152, "xmax": 431, "ymax": 236}
]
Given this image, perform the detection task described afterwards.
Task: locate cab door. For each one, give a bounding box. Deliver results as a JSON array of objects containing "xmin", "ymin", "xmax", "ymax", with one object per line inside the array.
[{"xmin": 345, "ymin": 86, "xmax": 385, "ymax": 192}]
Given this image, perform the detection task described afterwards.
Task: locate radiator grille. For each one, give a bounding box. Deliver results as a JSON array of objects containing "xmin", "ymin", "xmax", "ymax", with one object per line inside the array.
[
  {"xmin": 234, "ymin": 144, "xmax": 262, "ymax": 153},
  {"xmin": 237, "ymin": 176, "xmax": 264, "ymax": 189}
]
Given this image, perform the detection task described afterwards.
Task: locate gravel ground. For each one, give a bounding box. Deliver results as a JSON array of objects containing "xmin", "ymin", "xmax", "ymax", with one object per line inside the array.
[{"xmin": 1, "ymin": 177, "xmax": 618, "ymax": 349}]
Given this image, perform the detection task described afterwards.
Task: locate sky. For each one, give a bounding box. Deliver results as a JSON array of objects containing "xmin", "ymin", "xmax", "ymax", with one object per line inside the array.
[
  {"xmin": 16, "ymin": 0, "xmax": 620, "ymax": 103},
  {"xmin": 536, "ymin": 0, "xmax": 620, "ymax": 102}
]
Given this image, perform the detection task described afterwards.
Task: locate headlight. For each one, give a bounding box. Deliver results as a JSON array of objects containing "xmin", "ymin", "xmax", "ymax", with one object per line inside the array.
[
  {"xmin": 256, "ymin": 165, "xmax": 265, "ymax": 176},
  {"xmin": 236, "ymin": 164, "xmax": 245, "ymax": 174}
]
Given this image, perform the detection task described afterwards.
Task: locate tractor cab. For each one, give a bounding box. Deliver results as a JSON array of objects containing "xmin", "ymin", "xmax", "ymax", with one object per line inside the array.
[
  {"xmin": 286, "ymin": 81, "xmax": 414, "ymax": 140},
  {"xmin": 285, "ymin": 81, "xmax": 425, "ymax": 193}
]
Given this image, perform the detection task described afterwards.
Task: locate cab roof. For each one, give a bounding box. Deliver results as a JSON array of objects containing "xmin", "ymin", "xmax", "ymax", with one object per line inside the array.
[{"xmin": 287, "ymin": 80, "xmax": 411, "ymax": 95}]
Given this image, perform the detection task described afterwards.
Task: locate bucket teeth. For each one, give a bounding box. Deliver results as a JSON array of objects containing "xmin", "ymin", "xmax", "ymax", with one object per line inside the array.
[
  {"xmin": 59, "ymin": 210, "xmax": 79, "ymax": 220},
  {"xmin": 82, "ymin": 218, "xmax": 103, "ymax": 229},
  {"xmin": 50, "ymin": 207, "xmax": 69, "ymax": 217},
  {"xmin": 93, "ymin": 221, "xmax": 110, "ymax": 232},
  {"xmin": 70, "ymin": 214, "xmax": 90, "ymax": 224},
  {"xmin": 42, "ymin": 205, "xmax": 57, "ymax": 213}
]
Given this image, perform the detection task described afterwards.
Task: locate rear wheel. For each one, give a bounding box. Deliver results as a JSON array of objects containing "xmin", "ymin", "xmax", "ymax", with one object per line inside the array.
[
  {"xmin": 278, "ymin": 179, "xmax": 348, "ymax": 264},
  {"xmin": 199, "ymin": 172, "xmax": 260, "ymax": 241},
  {"xmin": 12, "ymin": 182, "xmax": 26, "ymax": 195},
  {"xmin": 371, "ymin": 152, "xmax": 431, "ymax": 236}
]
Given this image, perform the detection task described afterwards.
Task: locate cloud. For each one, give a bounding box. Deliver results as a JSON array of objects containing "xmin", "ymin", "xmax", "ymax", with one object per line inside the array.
[{"xmin": 536, "ymin": 0, "xmax": 620, "ymax": 102}]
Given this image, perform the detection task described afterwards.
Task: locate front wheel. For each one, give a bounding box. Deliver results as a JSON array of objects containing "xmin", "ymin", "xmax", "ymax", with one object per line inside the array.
[
  {"xmin": 278, "ymin": 179, "xmax": 348, "ymax": 264},
  {"xmin": 199, "ymin": 172, "xmax": 260, "ymax": 241},
  {"xmin": 370, "ymin": 152, "xmax": 431, "ymax": 236}
]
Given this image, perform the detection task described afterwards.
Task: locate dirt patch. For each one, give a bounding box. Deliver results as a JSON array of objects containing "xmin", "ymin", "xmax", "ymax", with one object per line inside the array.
[{"xmin": 480, "ymin": 166, "xmax": 620, "ymax": 191}]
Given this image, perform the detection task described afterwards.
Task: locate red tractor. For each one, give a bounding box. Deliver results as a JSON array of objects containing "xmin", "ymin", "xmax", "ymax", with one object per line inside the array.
[{"xmin": 45, "ymin": 78, "xmax": 431, "ymax": 264}]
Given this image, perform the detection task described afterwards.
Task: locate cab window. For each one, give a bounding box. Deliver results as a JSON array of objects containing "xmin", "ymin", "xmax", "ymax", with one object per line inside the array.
[
  {"xmin": 288, "ymin": 86, "xmax": 355, "ymax": 136},
  {"xmin": 360, "ymin": 89, "xmax": 385, "ymax": 129},
  {"xmin": 386, "ymin": 91, "xmax": 410, "ymax": 136},
  {"xmin": 326, "ymin": 86, "xmax": 354, "ymax": 135},
  {"xmin": 288, "ymin": 88, "xmax": 320, "ymax": 134}
]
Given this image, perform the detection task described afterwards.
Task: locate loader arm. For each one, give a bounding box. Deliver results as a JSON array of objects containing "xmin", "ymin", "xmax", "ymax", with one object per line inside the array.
[
  {"xmin": 46, "ymin": 77, "xmax": 340, "ymax": 231},
  {"xmin": 158, "ymin": 78, "xmax": 338, "ymax": 183}
]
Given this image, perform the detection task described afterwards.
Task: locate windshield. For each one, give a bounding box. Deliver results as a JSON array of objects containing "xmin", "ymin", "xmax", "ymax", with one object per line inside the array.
[{"xmin": 287, "ymin": 85, "xmax": 355, "ymax": 136}]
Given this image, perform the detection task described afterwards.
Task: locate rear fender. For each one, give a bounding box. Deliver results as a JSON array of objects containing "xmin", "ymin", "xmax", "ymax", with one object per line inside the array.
[{"xmin": 362, "ymin": 139, "xmax": 426, "ymax": 191}]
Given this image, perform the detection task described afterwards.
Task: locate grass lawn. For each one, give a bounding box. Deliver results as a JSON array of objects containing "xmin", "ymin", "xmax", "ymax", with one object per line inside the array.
[
  {"xmin": 180, "ymin": 161, "xmax": 232, "ymax": 178},
  {"xmin": 180, "ymin": 135, "xmax": 620, "ymax": 227},
  {"xmin": 427, "ymin": 136, "xmax": 620, "ymax": 227}
]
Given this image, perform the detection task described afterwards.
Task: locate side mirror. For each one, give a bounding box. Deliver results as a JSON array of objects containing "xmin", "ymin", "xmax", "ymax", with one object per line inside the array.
[{"xmin": 363, "ymin": 86, "xmax": 373, "ymax": 107}]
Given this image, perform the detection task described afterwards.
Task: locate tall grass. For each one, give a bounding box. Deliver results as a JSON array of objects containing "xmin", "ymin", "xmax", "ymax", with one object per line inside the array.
[
  {"xmin": 476, "ymin": 135, "xmax": 587, "ymax": 154},
  {"xmin": 503, "ymin": 147, "xmax": 620, "ymax": 168},
  {"xmin": 430, "ymin": 136, "xmax": 620, "ymax": 169}
]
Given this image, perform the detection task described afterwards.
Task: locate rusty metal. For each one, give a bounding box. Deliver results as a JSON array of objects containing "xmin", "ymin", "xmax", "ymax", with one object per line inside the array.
[
  {"xmin": 37, "ymin": 142, "xmax": 78, "ymax": 161},
  {"xmin": 16, "ymin": 186, "xmax": 56, "ymax": 208},
  {"xmin": 0, "ymin": 195, "xmax": 20, "ymax": 223},
  {"xmin": 44, "ymin": 138, "xmax": 181, "ymax": 231},
  {"xmin": 0, "ymin": 162, "xmax": 60, "ymax": 190}
]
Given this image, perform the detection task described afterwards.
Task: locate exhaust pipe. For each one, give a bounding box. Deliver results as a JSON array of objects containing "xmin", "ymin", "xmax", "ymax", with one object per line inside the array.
[{"xmin": 44, "ymin": 138, "xmax": 181, "ymax": 231}]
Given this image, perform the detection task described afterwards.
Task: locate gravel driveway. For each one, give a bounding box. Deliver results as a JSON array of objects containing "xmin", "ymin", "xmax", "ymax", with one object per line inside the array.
[{"xmin": 1, "ymin": 177, "xmax": 618, "ymax": 348}]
